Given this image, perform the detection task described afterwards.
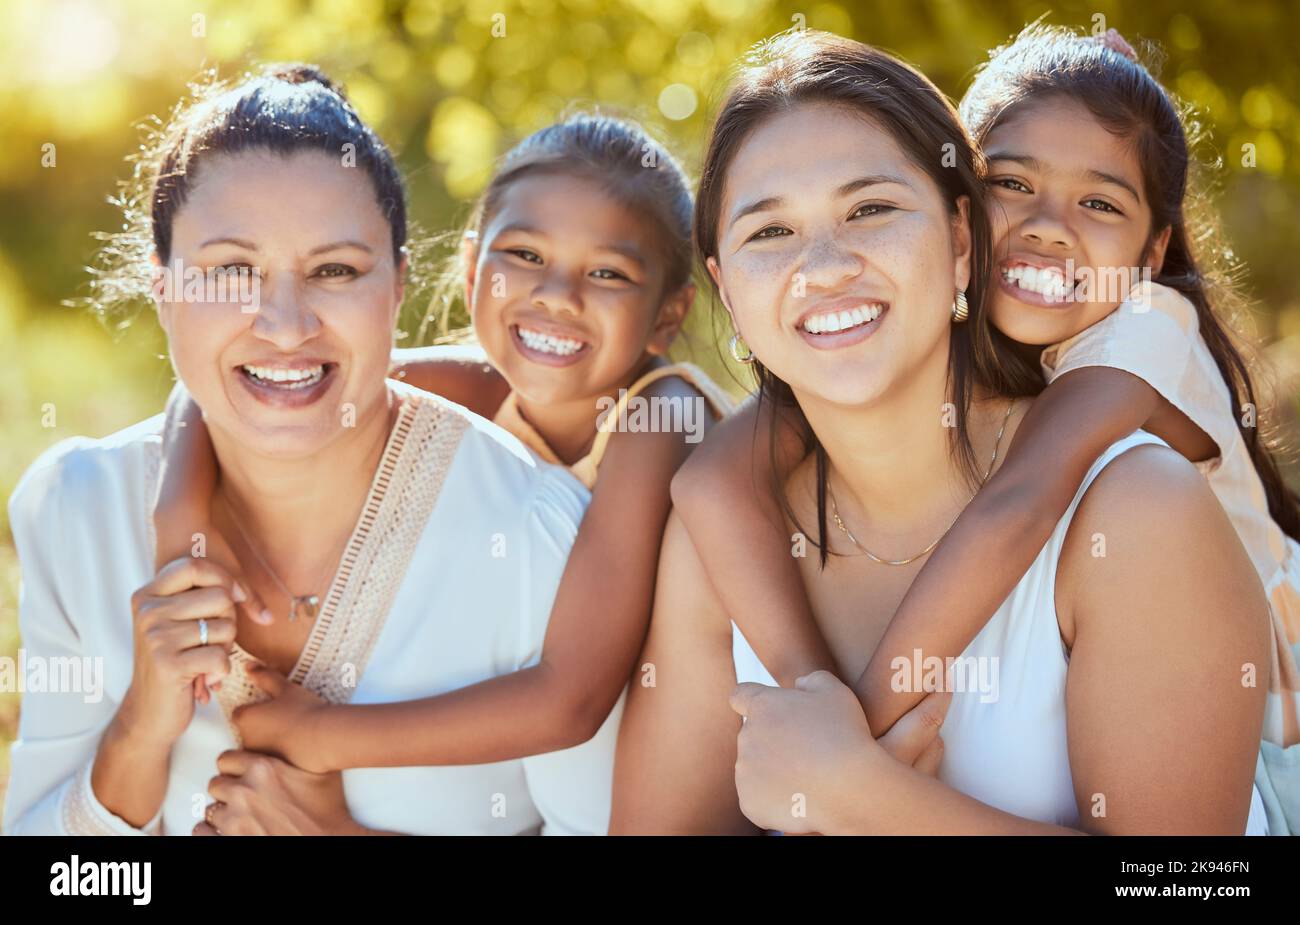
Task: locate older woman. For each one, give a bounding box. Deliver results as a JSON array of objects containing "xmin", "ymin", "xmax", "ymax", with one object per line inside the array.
[
  {"xmin": 3, "ymin": 64, "xmax": 618, "ymax": 836},
  {"xmin": 611, "ymin": 32, "xmax": 1269, "ymax": 835}
]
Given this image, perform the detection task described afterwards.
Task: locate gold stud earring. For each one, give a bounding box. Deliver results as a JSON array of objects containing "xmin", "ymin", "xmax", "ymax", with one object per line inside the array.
[
  {"xmin": 951, "ymin": 289, "xmax": 969, "ymax": 323},
  {"xmin": 729, "ymin": 332, "xmax": 756, "ymax": 364}
]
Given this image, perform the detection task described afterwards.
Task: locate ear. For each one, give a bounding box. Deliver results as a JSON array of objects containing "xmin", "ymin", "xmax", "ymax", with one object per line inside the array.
[
  {"xmin": 705, "ymin": 256, "xmax": 738, "ymax": 330},
  {"xmin": 951, "ymin": 196, "xmax": 973, "ymax": 294},
  {"xmin": 461, "ymin": 232, "xmax": 480, "ymax": 317},
  {"xmin": 1144, "ymin": 225, "xmax": 1173, "ymax": 277},
  {"xmin": 646, "ymin": 282, "xmax": 695, "ymax": 356}
]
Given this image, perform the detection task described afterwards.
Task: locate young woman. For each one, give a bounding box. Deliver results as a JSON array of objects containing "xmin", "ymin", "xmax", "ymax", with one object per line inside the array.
[{"xmin": 611, "ymin": 29, "xmax": 1269, "ymax": 835}]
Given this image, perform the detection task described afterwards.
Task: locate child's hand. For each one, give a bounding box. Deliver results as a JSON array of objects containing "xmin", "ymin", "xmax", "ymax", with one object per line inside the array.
[{"xmin": 231, "ymin": 662, "xmax": 335, "ymax": 774}]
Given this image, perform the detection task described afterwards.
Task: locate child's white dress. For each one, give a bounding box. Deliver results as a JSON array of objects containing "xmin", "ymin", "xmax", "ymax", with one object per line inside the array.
[{"xmin": 1042, "ymin": 280, "xmax": 1300, "ymax": 835}]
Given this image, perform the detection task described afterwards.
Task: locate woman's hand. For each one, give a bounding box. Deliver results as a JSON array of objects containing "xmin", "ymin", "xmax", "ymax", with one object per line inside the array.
[
  {"xmin": 729, "ymin": 670, "xmax": 947, "ymax": 834},
  {"xmin": 116, "ymin": 556, "xmax": 247, "ymax": 749},
  {"xmin": 194, "ymin": 750, "xmax": 364, "ymax": 836},
  {"xmin": 232, "ymin": 662, "xmax": 337, "ymax": 774}
]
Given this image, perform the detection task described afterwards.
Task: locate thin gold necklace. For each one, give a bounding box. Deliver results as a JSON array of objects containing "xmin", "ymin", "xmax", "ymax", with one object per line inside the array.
[
  {"xmin": 828, "ymin": 399, "xmax": 1017, "ymax": 566},
  {"xmin": 217, "ymin": 495, "xmax": 351, "ymax": 623}
]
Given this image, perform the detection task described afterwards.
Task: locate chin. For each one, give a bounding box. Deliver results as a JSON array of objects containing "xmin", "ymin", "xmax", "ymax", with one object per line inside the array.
[
  {"xmin": 989, "ymin": 304, "xmax": 1076, "ymax": 348},
  {"xmin": 787, "ymin": 367, "xmax": 894, "ymax": 410},
  {"xmin": 223, "ymin": 413, "xmax": 346, "ymax": 461}
]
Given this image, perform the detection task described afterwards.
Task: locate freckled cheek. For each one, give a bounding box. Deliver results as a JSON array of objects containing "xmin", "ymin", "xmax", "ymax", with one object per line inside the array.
[
  {"xmin": 850, "ymin": 224, "xmax": 933, "ymax": 291},
  {"xmin": 724, "ymin": 252, "xmax": 796, "ymax": 329}
]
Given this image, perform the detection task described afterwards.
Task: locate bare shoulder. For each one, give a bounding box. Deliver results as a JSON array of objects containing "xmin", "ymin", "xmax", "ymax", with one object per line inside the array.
[
  {"xmin": 1056, "ymin": 442, "xmax": 1267, "ymax": 648},
  {"xmin": 1053, "ymin": 440, "xmax": 1268, "ymax": 834}
]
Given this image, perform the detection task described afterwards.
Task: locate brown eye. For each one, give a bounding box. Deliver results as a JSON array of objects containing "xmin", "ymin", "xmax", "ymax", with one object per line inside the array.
[
  {"xmin": 1082, "ymin": 198, "xmax": 1122, "ymax": 215},
  {"xmin": 849, "ymin": 203, "xmax": 894, "ymax": 219},
  {"xmin": 748, "ymin": 225, "xmax": 791, "ymax": 242},
  {"xmin": 506, "ymin": 248, "xmax": 543, "ymax": 264},
  {"xmin": 991, "ymin": 178, "xmax": 1030, "ymax": 193},
  {"xmin": 314, "ymin": 263, "xmax": 357, "ymax": 278}
]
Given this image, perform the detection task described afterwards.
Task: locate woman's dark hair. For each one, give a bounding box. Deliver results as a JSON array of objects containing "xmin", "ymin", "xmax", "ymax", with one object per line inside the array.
[
  {"xmin": 86, "ymin": 63, "xmax": 407, "ymax": 319},
  {"xmin": 694, "ymin": 29, "xmax": 1042, "ymax": 566},
  {"xmin": 961, "ymin": 24, "xmax": 1300, "ymax": 540},
  {"xmin": 425, "ymin": 111, "xmax": 694, "ymax": 342}
]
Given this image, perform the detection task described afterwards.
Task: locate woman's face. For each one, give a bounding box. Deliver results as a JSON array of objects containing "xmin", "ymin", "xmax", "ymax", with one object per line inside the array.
[
  {"xmin": 983, "ymin": 94, "xmax": 1169, "ymax": 346},
  {"xmin": 158, "ymin": 149, "xmax": 402, "ymax": 459},
  {"xmin": 468, "ymin": 171, "xmax": 687, "ymax": 408},
  {"xmin": 707, "ymin": 102, "xmax": 970, "ymax": 409}
]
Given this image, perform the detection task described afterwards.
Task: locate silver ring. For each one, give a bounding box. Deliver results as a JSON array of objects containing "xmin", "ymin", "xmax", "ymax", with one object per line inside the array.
[{"xmin": 198, "ymin": 618, "xmax": 209, "ymax": 646}]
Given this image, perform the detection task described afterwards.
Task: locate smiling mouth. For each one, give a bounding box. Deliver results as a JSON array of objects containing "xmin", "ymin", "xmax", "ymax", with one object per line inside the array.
[
  {"xmin": 799, "ymin": 302, "xmax": 885, "ymax": 335},
  {"xmin": 239, "ymin": 363, "xmax": 332, "ymax": 389},
  {"xmin": 512, "ymin": 324, "xmax": 590, "ymax": 358},
  {"xmin": 1000, "ymin": 264, "xmax": 1080, "ymax": 303}
]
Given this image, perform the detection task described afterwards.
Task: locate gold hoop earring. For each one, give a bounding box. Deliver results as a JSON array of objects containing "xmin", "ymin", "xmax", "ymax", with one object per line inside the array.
[
  {"xmin": 729, "ymin": 332, "xmax": 756, "ymax": 365},
  {"xmin": 951, "ymin": 289, "xmax": 969, "ymax": 323}
]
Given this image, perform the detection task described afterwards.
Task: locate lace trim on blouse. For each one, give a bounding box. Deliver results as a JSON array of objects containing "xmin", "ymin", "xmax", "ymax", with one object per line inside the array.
[{"xmin": 214, "ymin": 392, "xmax": 467, "ymax": 738}]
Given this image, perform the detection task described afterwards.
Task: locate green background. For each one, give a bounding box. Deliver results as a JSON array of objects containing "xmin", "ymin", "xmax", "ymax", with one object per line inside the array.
[{"xmin": 2, "ymin": 0, "xmax": 1298, "ymax": 820}]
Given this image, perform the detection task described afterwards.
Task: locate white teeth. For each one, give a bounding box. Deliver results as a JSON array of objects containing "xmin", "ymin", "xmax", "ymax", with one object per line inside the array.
[
  {"xmin": 242, "ymin": 364, "xmax": 325, "ymax": 388},
  {"xmin": 1003, "ymin": 265, "xmax": 1076, "ymax": 300},
  {"xmin": 801, "ymin": 303, "xmax": 883, "ymax": 335},
  {"xmin": 517, "ymin": 326, "xmax": 586, "ymax": 356}
]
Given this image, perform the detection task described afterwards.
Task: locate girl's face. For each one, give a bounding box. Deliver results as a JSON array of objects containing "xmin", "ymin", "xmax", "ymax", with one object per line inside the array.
[
  {"xmin": 983, "ymin": 94, "xmax": 1171, "ymax": 346},
  {"xmin": 159, "ymin": 149, "xmax": 403, "ymax": 458},
  {"xmin": 707, "ymin": 102, "xmax": 971, "ymax": 409},
  {"xmin": 467, "ymin": 171, "xmax": 689, "ymax": 407}
]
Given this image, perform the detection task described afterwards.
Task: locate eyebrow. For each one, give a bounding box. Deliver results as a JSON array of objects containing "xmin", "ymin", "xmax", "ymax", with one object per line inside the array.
[
  {"xmin": 494, "ymin": 223, "xmax": 646, "ymax": 268},
  {"xmin": 199, "ymin": 236, "xmax": 258, "ymax": 250},
  {"xmin": 985, "ymin": 152, "xmax": 1142, "ymax": 204},
  {"xmin": 197, "ymin": 237, "xmax": 374, "ymax": 256},
  {"xmin": 727, "ymin": 175, "xmax": 911, "ymax": 230}
]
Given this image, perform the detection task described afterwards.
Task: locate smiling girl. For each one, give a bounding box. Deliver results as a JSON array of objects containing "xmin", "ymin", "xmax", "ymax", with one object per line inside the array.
[
  {"xmin": 154, "ymin": 112, "xmax": 732, "ymax": 775},
  {"xmin": 669, "ymin": 26, "xmax": 1297, "ymax": 832}
]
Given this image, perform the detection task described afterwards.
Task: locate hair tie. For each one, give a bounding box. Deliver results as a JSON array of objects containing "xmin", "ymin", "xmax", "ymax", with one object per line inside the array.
[{"xmin": 1095, "ymin": 28, "xmax": 1139, "ymax": 63}]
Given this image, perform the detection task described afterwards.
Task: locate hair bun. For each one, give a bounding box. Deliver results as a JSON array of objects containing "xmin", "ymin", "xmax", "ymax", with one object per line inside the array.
[
  {"xmin": 262, "ymin": 63, "xmax": 347, "ymax": 99},
  {"xmin": 1094, "ymin": 28, "xmax": 1139, "ymax": 64}
]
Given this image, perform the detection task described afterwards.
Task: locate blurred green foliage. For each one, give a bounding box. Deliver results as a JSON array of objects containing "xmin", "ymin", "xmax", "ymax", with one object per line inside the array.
[{"xmin": 2, "ymin": 0, "xmax": 1299, "ymax": 815}]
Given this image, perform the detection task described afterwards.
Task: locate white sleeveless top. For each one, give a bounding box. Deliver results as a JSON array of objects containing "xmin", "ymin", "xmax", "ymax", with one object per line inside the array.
[{"xmin": 733, "ymin": 430, "xmax": 1268, "ymax": 834}]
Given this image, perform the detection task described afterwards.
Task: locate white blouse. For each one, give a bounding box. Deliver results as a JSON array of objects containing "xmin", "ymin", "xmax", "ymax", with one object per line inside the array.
[{"xmin": 3, "ymin": 380, "xmax": 622, "ymax": 835}]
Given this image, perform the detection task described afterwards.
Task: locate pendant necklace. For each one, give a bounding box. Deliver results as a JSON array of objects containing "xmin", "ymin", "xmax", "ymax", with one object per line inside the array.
[{"xmin": 218, "ymin": 496, "xmax": 351, "ymax": 623}]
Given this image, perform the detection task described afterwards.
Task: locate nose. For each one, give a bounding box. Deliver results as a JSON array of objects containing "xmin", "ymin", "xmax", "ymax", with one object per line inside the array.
[
  {"xmin": 529, "ymin": 266, "xmax": 583, "ymax": 318},
  {"xmin": 797, "ymin": 232, "xmax": 865, "ymax": 291},
  {"xmin": 1018, "ymin": 196, "xmax": 1076, "ymax": 250},
  {"xmin": 248, "ymin": 271, "xmax": 322, "ymax": 350}
]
